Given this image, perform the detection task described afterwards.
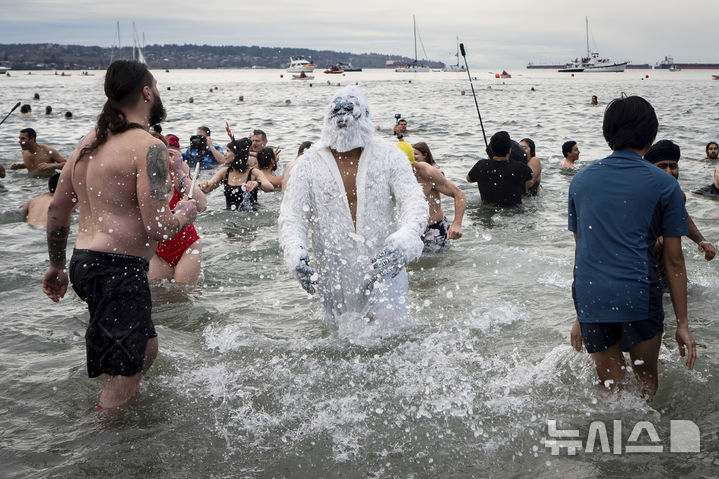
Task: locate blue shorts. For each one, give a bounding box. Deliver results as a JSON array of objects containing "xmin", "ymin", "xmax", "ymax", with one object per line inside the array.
[{"xmin": 580, "ymin": 318, "xmax": 663, "ymax": 353}]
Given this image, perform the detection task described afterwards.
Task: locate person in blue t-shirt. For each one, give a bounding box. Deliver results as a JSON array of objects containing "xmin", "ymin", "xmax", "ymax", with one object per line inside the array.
[
  {"xmin": 568, "ymin": 95, "xmax": 696, "ymax": 400},
  {"xmin": 182, "ymin": 126, "xmax": 225, "ymax": 169}
]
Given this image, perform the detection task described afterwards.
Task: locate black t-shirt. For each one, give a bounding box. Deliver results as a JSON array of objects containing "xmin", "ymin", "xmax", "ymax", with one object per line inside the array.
[
  {"xmin": 693, "ymin": 183, "xmax": 719, "ymax": 197},
  {"xmin": 467, "ymin": 158, "xmax": 533, "ymax": 206}
]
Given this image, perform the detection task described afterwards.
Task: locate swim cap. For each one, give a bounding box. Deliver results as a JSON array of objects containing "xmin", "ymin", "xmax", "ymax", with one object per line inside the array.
[
  {"xmin": 644, "ymin": 139, "xmax": 680, "ymax": 164},
  {"xmin": 165, "ymin": 134, "xmax": 180, "ymax": 148},
  {"xmin": 396, "ymin": 141, "xmax": 414, "ymax": 164}
]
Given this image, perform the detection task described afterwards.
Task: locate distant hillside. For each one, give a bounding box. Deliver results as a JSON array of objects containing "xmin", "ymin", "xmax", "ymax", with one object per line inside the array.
[{"xmin": 0, "ymin": 43, "xmax": 445, "ymax": 70}]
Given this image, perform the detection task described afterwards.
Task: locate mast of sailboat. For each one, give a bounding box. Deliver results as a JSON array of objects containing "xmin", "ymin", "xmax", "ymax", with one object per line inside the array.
[
  {"xmin": 585, "ymin": 16, "xmax": 590, "ymax": 58},
  {"xmin": 132, "ymin": 22, "xmax": 137, "ymax": 61},
  {"xmin": 456, "ymin": 36, "xmax": 460, "ymax": 68},
  {"xmin": 413, "ymin": 15, "xmax": 418, "ymax": 64}
]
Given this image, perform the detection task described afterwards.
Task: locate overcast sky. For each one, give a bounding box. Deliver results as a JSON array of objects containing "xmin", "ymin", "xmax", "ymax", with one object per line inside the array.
[{"xmin": 1, "ymin": 1, "xmax": 717, "ymax": 68}]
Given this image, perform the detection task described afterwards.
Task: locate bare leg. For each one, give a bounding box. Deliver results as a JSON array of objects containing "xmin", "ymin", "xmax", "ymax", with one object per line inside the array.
[
  {"xmin": 149, "ymin": 254, "xmax": 174, "ymax": 281},
  {"xmin": 589, "ymin": 342, "xmax": 626, "ymax": 391},
  {"xmin": 98, "ymin": 337, "xmax": 158, "ymax": 409},
  {"xmin": 628, "ymin": 332, "xmax": 662, "ymax": 400},
  {"xmin": 173, "ymin": 239, "xmax": 202, "ymax": 285}
]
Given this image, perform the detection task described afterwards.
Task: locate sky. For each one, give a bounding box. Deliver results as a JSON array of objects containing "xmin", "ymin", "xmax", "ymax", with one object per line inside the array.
[{"xmin": 1, "ymin": 0, "xmax": 718, "ymax": 68}]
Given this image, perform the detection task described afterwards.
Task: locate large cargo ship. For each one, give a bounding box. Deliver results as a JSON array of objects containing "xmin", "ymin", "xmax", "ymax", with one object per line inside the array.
[{"xmin": 655, "ymin": 56, "xmax": 719, "ymax": 69}]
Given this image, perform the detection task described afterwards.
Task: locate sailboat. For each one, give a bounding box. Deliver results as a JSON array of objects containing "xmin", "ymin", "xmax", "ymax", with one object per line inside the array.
[
  {"xmin": 443, "ymin": 37, "xmax": 466, "ymax": 72},
  {"xmin": 133, "ymin": 23, "xmax": 147, "ymax": 65},
  {"xmin": 558, "ymin": 17, "xmax": 628, "ymax": 72},
  {"xmin": 395, "ymin": 16, "xmax": 431, "ymax": 72}
]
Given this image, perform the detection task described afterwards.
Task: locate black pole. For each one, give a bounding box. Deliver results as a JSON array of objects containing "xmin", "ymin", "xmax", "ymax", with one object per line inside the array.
[
  {"xmin": 0, "ymin": 102, "xmax": 21, "ymax": 128},
  {"xmin": 459, "ymin": 44, "xmax": 488, "ymax": 148}
]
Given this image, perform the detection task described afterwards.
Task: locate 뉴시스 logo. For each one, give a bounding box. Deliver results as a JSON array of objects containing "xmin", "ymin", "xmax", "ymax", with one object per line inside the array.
[{"xmin": 544, "ymin": 419, "xmax": 700, "ymax": 455}]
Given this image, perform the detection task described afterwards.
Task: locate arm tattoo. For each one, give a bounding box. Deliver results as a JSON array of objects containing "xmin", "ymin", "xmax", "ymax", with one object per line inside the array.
[
  {"xmin": 48, "ymin": 225, "xmax": 70, "ymax": 264},
  {"xmin": 146, "ymin": 144, "xmax": 170, "ymax": 200}
]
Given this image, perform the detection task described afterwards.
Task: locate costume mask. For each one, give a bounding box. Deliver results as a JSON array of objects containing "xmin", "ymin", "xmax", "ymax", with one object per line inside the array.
[{"xmin": 318, "ymin": 86, "xmax": 373, "ymax": 153}]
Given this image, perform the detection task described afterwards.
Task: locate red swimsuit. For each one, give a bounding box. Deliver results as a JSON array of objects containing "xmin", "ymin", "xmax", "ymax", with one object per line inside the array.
[{"xmin": 155, "ymin": 174, "xmax": 200, "ymax": 266}]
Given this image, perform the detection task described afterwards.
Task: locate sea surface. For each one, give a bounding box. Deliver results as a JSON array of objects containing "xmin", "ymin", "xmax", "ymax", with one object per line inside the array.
[{"xmin": 1, "ymin": 67, "xmax": 718, "ymax": 478}]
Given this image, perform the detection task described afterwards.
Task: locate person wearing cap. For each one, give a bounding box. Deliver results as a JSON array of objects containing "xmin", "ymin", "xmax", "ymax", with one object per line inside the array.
[
  {"xmin": 149, "ymin": 133, "xmax": 207, "ymax": 284},
  {"xmin": 183, "ymin": 126, "xmax": 225, "ymax": 168},
  {"xmin": 397, "ymin": 141, "xmax": 466, "ymax": 252},
  {"xmin": 466, "ymin": 131, "xmax": 534, "ymax": 206},
  {"xmin": 645, "ymin": 140, "xmax": 715, "ymax": 268}
]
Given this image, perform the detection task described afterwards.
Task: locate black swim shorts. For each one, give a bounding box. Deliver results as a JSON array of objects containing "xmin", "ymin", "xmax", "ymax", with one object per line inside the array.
[
  {"xmin": 580, "ymin": 317, "xmax": 663, "ymax": 354},
  {"xmin": 69, "ymin": 249, "xmax": 156, "ymax": 378}
]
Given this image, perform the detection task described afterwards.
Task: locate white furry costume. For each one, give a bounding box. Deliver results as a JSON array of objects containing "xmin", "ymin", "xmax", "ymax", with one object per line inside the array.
[{"xmin": 278, "ymin": 86, "xmax": 428, "ymax": 320}]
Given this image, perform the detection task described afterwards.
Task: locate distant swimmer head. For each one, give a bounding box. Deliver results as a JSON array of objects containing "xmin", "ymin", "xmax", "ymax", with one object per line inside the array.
[
  {"xmin": 396, "ymin": 141, "xmax": 414, "ymax": 164},
  {"xmin": 319, "ymin": 85, "xmax": 373, "ymax": 153},
  {"xmin": 706, "ymin": 141, "xmax": 719, "ymax": 159},
  {"xmin": 48, "ymin": 171, "xmax": 60, "ymax": 193}
]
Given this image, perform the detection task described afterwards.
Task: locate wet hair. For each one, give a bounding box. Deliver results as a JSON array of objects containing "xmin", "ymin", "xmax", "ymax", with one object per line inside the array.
[
  {"xmin": 257, "ymin": 147, "xmax": 276, "ymax": 170},
  {"xmin": 48, "ymin": 172, "xmax": 60, "ymax": 193},
  {"xmin": 706, "ymin": 141, "xmax": 719, "ymax": 154},
  {"xmin": 152, "ymin": 124, "xmax": 162, "ymax": 134},
  {"xmin": 412, "ymin": 142, "xmax": 435, "ymax": 165},
  {"xmin": 488, "ymin": 131, "xmax": 511, "ymax": 157},
  {"xmin": 226, "ymin": 137, "xmax": 252, "ymax": 173},
  {"xmin": 510, "ymin": 140, "xmax": 528, "ymax": 164},
  {"xmin": 602, "ymin": 95, "xmax": 657, "ymax": 151},
  {"xmin": 20, "ymin": 127, "xmax": 37, "ymax": 140},
  {"xmin": 45, "ymin": 105, "xmax": 52, "ymax": 115},
  {"xmin": 198, "ymin": 126, "xmax": 211, "ymax": 136},
  {"xmin": 252, "ymin": 129, "xmax": 267, "ymax": 141},
  {"xmin": 521, "ymin": 138, "xmax": 536, "ymax": 158},
  {"xmin": 562, "ymin": 141, "xmax": 576, "ymax": 157},
  {"xmin": 33, "ymin": 93, "xmax": 40, "ymax": 100},
  {"xmin": 297, "ymin": 141, "xmax": 312, "ymax": 156},
  {"xmin": 80, "ymin": 60, "xmax": 154, "ymax": 159},
  {"xmin": 645, "ymin": 140, "xmax": 680, "ymax": 164},
  {"xmin": 20, "ymin": 104, "xmax": 31, "ymax": 113},
  {"xmin": 64, "ymin": 111, "xmax": 72, "ymax": 119}
]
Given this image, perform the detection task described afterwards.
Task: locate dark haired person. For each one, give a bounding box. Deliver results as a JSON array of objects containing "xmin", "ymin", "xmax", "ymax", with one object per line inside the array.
[
  {"xmin": 199, "ymin": 137, "xmax": 274, "ymax": 210},
  {"xmin": 702, "ymin": 141, "xmax": 718, "ymax": 160},
  {"xmin": 64, "ymin": 111, "xmax": 73, "ymax": 119},
  {"xmin": 41, "ymin": 59, "xmax": 198, "ymax": 409},
  {"xmin": 21, "ymin": 172, "xmax": 78, "ymax": 227},
  {"xmin": 569, "ymin": 96, "xmax": 695, "ymax": 400},
  {"xmin": 693, "ymin": 164, "xmax": 719, "ymax": 197},
  {"xmin": 182, "ymin": 126, "xmax": 224, "ymax": 168},
  {"xmin": 11, "ymin": 128, "xmax": 66, "ymax": 176},
  {"xmin": 149, "ymin": 133, "xmax": 207, "ymax": 285},
  {"xmin": 410, "ymin": 142, "xmax": 465, "ymax": 252},
  {"xmin": 560, "ymin": 140, "xmax": 579, "ymax": 168},
  {"xmin": 20, "ymin": 104, "xmax": 32, "ymax": 117},
  {"xmin": 257, "ymin": 147, "xmax": 283, "ymax": 188},
  {"xmin": 45, "ymin": 105, "xmax": 53, "ymax": 115},
  {"xmin": 249, "ymin": 128, "xmax": 268, "ymax": 159},
  {"xmin": 520, "ymin": 137, "xmax": 542, "ymax": 195},
  {"xmin": 645, "ymin": 140, "xmax": 715, "ymax": 262},
  {"xmin": 466, "ymin": 131, "xmax": 534, "ymax": 206}
]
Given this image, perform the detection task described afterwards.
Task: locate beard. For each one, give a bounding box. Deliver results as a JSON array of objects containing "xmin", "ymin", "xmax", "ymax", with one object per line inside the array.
[
  {"xmin": 710, "ymin": 151, "xmax": 719, "ymax": 160},
  {"xmin": 318, "ymin": 86, "xmax": 374, "ymax": 153},
  {"xmin": 149, "ymin": 95, "xmax": 166, "ymax": 127}
]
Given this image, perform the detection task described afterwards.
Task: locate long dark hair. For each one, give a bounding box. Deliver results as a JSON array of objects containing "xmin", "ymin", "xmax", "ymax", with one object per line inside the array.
[
  {"xmin": 227, "ymin": 138, "xmax": 252, "ymax": 173},
  {"xmin": 412, "ymin": 142, "xmax": 435, "ymax": 165},
  {"xmin": 80, "ymin": 60, "xmax": 154, "ymax": 159}
]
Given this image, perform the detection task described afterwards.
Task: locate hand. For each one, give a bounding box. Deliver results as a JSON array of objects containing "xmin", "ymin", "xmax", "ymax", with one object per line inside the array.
[
  {"xmin": 295, "ymin": 251, "xmax": 317, "ymax": 294},
  {"xmin": 447, "ymin": 223, "xmax": 463, "ymax": 240},
  {"xmin": 42, "ymin": 265, "xmax": 68, "ymax": 302},
  {"xmin": 370, "ymin": 247, "xmax": 406, "ymax": 279},
  {"xmin": 10, "ymin": 162, "xmax": 24, "ymax": 170},
  {"xmin": 675, "ymin": 324, "xmax": 696, "ymax": 370},
  {"xmin": 244, "ymin": 180, "xmax": 259, "ymax": 193},
  {"xmin": 274, "ymin": 148, "xmax": 282, "ymax": 163},
  {"xmin": 570, "ymin": 318, "xmax": 583, "ymax": 352},
  {"xmin": 175, "ymin": 198, "xmax": 198, "ymax": 226},
  {"xmin": 198, "ymin": 180, "xmax": 210, "ymax": 192},
  {"xmin": 206, "ymin": 135, "xmax": 214, "ymax": 148},
  {"xmin": 698, "ymin": 241, "xmax": 716, "ymax": 261}
]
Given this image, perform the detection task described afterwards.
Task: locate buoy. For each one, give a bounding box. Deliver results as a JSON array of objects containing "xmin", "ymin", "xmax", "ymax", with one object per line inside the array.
[
  {"xmin": 571, "ymin": 73, "xmax": 575, "ymax": 77},
  {"xmin": 280, "ymin": 74, "xmax": 283, "ymax": 78},
  {"xmin": 645, "ymin": 74, "xmax": 649, "ymax": 78},
  {"xmin": 495, "ymin": 73, "xmax": 500, "ymax": 78}
]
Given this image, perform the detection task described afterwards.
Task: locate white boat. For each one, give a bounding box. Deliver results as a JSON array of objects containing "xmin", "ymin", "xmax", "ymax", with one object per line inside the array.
[
  {"xmin": 395, "ymin": 15, "xmax": 431, "ymax": 72},
  {"xmin": 287, "ymin": 56, "xmax": 315, "ymax": 73},
  {"xmin": 443, "ymin": 37, "xmax": 466, "ymax": 72},
  {"xmin": 0, "ymin": 66, "xmax": 10, "ymax": 74},
  {"xmin": 558, "ymin": 17, "xmax": 628, "ymax": 73}
]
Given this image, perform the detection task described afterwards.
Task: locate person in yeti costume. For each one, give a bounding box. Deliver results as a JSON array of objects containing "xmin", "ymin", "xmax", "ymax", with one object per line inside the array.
[{"xmin": 278, "ymin": 86, "xmax": 428, "ymax": 321}]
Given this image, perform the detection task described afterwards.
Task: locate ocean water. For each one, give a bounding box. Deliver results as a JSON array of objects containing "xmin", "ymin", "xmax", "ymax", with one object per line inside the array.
[{"xmin": 1, "ymin": 67, "xmax": 718, "ymax": 478}]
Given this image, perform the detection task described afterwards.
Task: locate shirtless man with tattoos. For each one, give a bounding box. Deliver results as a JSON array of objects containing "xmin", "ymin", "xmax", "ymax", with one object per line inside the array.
[{"xmin": 42, "ymin": 60, "xmax": 197, "ymax": 409}]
